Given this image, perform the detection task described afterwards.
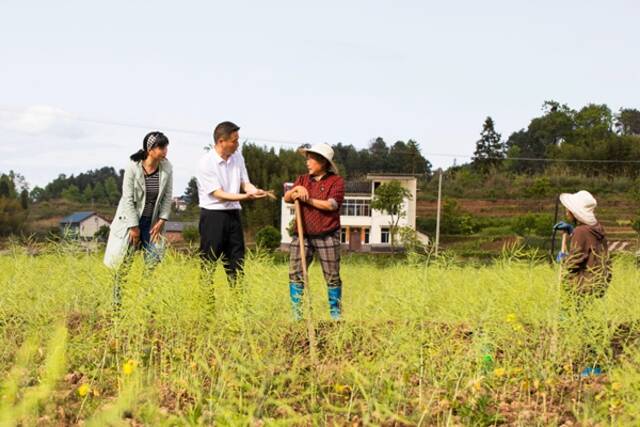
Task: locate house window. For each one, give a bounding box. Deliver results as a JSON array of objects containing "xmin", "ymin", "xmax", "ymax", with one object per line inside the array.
[
  {"xmin": 380, "ymin": 227, "xmax": 390, "ymax": 244},
  {"xmin": 289, "ymin": 207, "xmax": 295, "ymax": 216},
  {"xmin": 373, "ymin": 181, "xmax": 381, "ymax": 191},
  {"xmin": 340, "ymin": 227, "xmax": 348, "ymax": 243},
  {"xmin": 340, "ymin": 199, "xmax": 371, "ymax": 217},
  {"xmin": 364, "ymin": 228, "xmax": 370, "ymax": 244}
]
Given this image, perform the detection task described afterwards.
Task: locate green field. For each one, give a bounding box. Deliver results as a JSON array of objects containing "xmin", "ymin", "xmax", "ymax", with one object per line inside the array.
[{"xmin": 1, "ymin": 245, "xmax": 639, "ymax": 426}]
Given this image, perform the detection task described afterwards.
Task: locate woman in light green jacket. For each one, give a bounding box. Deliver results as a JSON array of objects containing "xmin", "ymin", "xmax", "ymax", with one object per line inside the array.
[{"xmin": 104, "ymin": 132, "xmax": 173, "ymax": 306}]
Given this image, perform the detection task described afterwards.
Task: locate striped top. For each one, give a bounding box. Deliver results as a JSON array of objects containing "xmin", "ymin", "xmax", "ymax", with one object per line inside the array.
[{"xmin": 141, "ymin": 168, "xmax": 160, "ymax": 218}]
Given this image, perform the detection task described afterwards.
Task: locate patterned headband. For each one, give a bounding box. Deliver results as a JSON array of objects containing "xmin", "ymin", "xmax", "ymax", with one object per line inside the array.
[{"xmin": 145, "ymin": 134, "xmax": 158, "ymax": 151}]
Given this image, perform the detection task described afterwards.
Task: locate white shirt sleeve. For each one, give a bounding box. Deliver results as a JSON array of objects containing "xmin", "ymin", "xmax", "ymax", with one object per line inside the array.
[{"xmin": 197, "ymin": 157, "xmax": 221, "ymax": 195}]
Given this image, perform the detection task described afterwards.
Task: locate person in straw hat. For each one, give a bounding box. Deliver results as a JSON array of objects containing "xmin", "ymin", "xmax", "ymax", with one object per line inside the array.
[
  {"xmin": 284, "ymin": 143, "xmax": 345, "ymax": 320},
  {"xmin": 553, "ymin": 190, "xmax": 611, "ymax": 297}
]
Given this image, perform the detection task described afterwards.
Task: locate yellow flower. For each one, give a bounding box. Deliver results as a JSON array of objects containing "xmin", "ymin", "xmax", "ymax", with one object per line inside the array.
[
  {"xmin": 77, "ymin": 383, "xmax": 90, "ymax": 397},
  {"xmin": 334, "ymin": 384, "xmax": 349, "ymax": 394},
  {"xmin": 468, "ymin": 378, "xmax": 483, "ymax": 392},
  {"xmin": 611, "ymin": 382, "xmax": 622, "ymax": 391},
  {"xmin": 505, "ymin": 313, "xmax": 517, "ymax": 323},
  {"xmin": 122, "ymin": 359, "xmax": 137, "ymax": 376},
  {"xmin": 609, "ymin": 398, "xmax": 623, "ymax": 413},
  {"xmin": 493, "ymin": 368, "xmax": 506, "ymax": 378}
]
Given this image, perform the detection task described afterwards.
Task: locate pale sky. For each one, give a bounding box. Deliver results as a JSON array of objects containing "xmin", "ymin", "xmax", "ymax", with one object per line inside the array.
[{"xmin": 1, "ymin": 0, "xmax": 638, "ymax": 194}]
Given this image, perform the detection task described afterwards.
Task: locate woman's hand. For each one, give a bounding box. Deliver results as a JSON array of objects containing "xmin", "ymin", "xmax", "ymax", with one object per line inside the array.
[
  {"xmin": 129, "ymin": 226, "xmax": 141, "ymax": 247},
  {"xmin": 150, "ymin": 219, "xmax": 166, "ymax": 243},
  {"xmin": 291, "ymin": 186, "xmax": 309, "ymax": 202}
]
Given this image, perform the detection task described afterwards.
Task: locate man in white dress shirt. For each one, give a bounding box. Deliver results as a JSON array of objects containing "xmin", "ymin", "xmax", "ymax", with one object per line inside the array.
[{"xmin": 197, "ymin": 121, "xmax": 267, "ymax": 286}]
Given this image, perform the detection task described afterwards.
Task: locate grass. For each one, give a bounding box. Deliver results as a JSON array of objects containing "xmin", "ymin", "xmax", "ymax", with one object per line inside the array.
[{"xmin": 1, "ymin": 243, "xmax": 640, "ymax": 425}]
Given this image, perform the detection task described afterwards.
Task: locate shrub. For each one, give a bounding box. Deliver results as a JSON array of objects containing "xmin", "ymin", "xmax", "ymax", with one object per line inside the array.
[
  {"xmin": 523, "ymin": 176, "xmax": 554, "ymax": 198},
  {"xmin": 511, "ymin": 213, "xmax": 554, "ymax": 237},
  {"xmin": 182, "ymin": 225, "xmax": 199, "ymax": 244},
  {"xmin": 478, "ymin": 225, "xmax": 513, "ymax": 237},
  {"xmin": 94, "ymin": 225, "xmax": 110, "ymax": 242},
  {"xmin": 255, "ymin": 226, "xmax": 281, "ymax": 252}
]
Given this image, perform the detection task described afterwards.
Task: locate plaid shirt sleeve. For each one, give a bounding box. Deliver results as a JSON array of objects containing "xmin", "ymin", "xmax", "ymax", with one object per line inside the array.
[{"xmin": 327, "ymin": 176, "xmax": 345, "ymax": 208}]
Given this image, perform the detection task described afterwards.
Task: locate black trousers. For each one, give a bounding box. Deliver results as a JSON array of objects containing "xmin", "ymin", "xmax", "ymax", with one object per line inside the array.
[{"xmin": 199, "ymin": 209, "xmax": 245, "ymax": 282}]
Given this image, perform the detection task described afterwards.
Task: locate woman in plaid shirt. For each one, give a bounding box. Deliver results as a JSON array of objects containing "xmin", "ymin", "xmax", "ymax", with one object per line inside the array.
[{"xmin": 284, "ymin": 143, "xmax": 345, "ymax": 320}]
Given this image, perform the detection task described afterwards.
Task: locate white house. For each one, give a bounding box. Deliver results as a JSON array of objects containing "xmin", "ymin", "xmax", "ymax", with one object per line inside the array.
[
  {"xmin": 59, "ymin": 211, "xmax": 111, "ymax": 239},
  {"xmin": 172, "ymin": 196, "xmax": 189, "ymax": 212},
  {"xmin": 280, "ymin": 174, "xmax": 428, "ymax": 251}
]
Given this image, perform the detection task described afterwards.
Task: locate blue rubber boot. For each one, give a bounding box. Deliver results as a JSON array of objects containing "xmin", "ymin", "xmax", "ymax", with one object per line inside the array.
[
  {"xmin": 580, "ymin": 366, "xmax": 602, "ymax": 377},
  {"xmin": 327, "ymin": 286, "xmax": 342, "ymax": 320},
  {"xmin": 289, "ymin": 283, "xmax": 304, "ymax": 321}
]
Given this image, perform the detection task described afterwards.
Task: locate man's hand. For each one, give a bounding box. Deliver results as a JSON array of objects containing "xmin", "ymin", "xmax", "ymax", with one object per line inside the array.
[
  {"xmin": 291, "ymin": 186, "xmax": 309, "ymax": 202},
  {"xmin": 128, "ymin": 226, "xmax": 141, "ymax": 247},
  {"xmin": 246, "ymin": 189, "xmax": 268, "ymax": 200},
  {"xmin": 150, "ymin": 219, "xmax": 166, "ymax": 243}
]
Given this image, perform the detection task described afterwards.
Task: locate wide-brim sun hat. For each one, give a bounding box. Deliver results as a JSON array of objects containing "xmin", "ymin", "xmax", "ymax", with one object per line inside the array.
[
  {"xmin": 559, "ymin": 190, "xmax": 598, "ymax": 226},
  {"xmin": 299, "ymin": 143, "xmax": 339, "ymax": 173}
]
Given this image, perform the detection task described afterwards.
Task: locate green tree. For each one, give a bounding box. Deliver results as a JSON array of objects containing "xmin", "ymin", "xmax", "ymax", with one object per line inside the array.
[
  {"xmin": 30, "ymin": 186, "xmax": 45, "ymax": 203},
  {"xmin": 405, "ymin": 139, "xmax": 432, "ymax": 176},
  {"xmin": 93, "ymin": 182, "xmax": 107, "ymax": 202},
  {"xmin": 184, "ymin": 177, "xmax": 199, "ymax": 207},
  {"xmin": 0, "ymin": 197, "xmax": 27, "ymax": 235},
  {"xmin": 0, "ymin": 173, "xmax": 27, "ymax": 235},
  {"xmin": 104, "ymin": 177, "xmax": 120, "ymax": 205},
  {"xmin": 616, "ymin": 108, "xmax": 640, "ymax": 136},
  {"xmin": 572, "ymin": 103, "xmax": 613, "ymax": 142},
  {"xmin": 371, "ymin": 180, "xmax": 412, "ymax": 252},
  {"xmin": 506, "ymin": 101, "xmax": 575, "ymax": 173},
  {"xmin": 0, "ymin": 175, "xmax": 16, "ymax": 198},
  {"xmin": 333, "ymin": 143, "xmax": 366, "ymax": 178},
  {"xmin": 19, "ymin": 189, "xmax": 29, "ymax": 210},
  {"xmin": 61, "ymin": 184, "xmax": 81, "ymax": 202},
  {"xmin": 368, "ymin": 137, "xmax": 389, "ymax": 173},
  {"xmin": 473, "ymin": 117, "xmax": 504, "ymax": 173},
  {"xmin": 82, "ymin": 184, "xmax": 94, "ymax": 203}
]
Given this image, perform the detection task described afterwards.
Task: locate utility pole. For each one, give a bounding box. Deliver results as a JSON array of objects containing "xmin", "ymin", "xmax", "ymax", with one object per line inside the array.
[{"xmin": 435, "ymin": 169, "xmax": 443, "ymax": 256}]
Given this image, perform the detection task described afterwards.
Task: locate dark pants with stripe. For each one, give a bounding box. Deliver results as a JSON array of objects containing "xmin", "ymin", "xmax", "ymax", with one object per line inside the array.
[
  {"xmin": 199, "ymin": 208, "xmax": 245, "ymax": 285},
  {"xmin": 288, "ymin": 229, "xmax": 342, "ymax": 287}
]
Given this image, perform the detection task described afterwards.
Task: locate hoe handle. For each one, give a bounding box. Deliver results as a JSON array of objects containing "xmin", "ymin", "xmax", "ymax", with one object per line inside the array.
[{"xmin": 294, "ymin": 200, "xmax": 318, "ymax": 365}]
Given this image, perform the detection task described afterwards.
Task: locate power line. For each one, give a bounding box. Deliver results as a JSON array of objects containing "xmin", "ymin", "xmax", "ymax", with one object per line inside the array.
[
  {"xmin": 2, "ymin": 105, "xmax": 640, "ymax": 164},
  {"xmin": 0, "ymin": 106, "xmax": 312, "ymax": 147}
]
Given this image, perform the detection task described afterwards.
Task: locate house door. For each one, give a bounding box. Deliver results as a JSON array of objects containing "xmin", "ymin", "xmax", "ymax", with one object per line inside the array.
[{"xmin": 349, "ymin": 228, "xmax": 362, "ymax": 251}]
